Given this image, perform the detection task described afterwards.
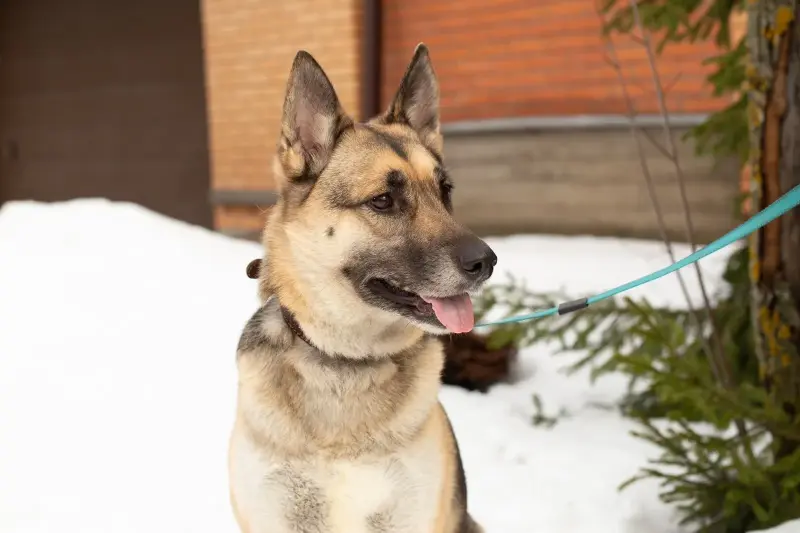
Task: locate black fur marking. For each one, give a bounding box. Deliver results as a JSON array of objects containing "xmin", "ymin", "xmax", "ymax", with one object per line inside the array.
[
  {"xmin": 386, "ymin": 169, "xmax": 405, "ymax": 188},
  {"xmin": 326, "ymin": 226, "xmax": 334, "ymax": 237},
  {"xmin": 374, "ymin": 170, "xmax": 412, "ymax": 215},
  {"xmin": 272, "ymin": 465, "xmax": 329, "ymax": 532},
  {"xmin": 237, "ymin": 306, "xmax": 285, "ymax": 355},
  {"xmin": 341, "ymin": 245, "xmax": 455, "ymax": 330},
  {"xmin": 364, "ymin": 124, "xmax": 408, "ymax": 160},
  {"xmin": 435, "ymin": 166, "xmax": 451, "ymax": 187},
  {"xmin": 436, "ymin": 167, "xmax": 454, "ymax": 212},
  {"xmin": 440, "ymin": 184, "xmax": 454, "ymax": 212},
  {"xmin": 324, "ymin": 170, "xmax": 411, "ymax": 213},
  {"xmin": 367, "ymin": 511, "xmax": 392, "ymax": 533}
]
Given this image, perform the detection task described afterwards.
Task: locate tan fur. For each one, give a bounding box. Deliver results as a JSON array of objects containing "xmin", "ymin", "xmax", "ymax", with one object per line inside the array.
[
  {"xmin": 229, "ymin": 44, "xmax": 487, "ymax": 533},
  {"xmin": 431, "ymin": 404, "xmax": 458, "ymax": 533},
  {"xmin": 228, "ymin": 431, "xmax": 253, "ymax": 533}
]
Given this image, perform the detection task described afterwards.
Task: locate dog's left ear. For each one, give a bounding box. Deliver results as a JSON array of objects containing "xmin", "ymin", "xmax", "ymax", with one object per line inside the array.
[
  {"xmin": 383, "ymin": 44, "xmax": 441, "ymax": 151},
  {"xmin": 277, "ymin": 51, "xmax": 353, "ymax": 182}
]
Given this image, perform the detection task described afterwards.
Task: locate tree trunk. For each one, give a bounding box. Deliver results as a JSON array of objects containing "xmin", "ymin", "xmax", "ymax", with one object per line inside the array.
[
  {"xmin": 441, "ymin": 332, "xmax": 517, "ymax": 393},
  {"xmin": 746, "ymin": 0, "xmax": 800, "ymax": 457}
]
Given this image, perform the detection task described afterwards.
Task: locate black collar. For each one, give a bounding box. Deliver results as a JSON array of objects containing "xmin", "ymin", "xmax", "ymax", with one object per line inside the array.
[
  {"xmin": 280, "ymin": 306, "xmax": 318, "ymax": 351},
  {"xmin": 278, "ymin": 304, "xmax": 415, "ymax": 365}
]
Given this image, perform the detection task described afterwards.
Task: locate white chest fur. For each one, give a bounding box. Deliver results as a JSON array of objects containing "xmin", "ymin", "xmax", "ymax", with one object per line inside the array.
[{"xmin": 229, "ymin": 429, "xmax": 444, "ymax": 533}]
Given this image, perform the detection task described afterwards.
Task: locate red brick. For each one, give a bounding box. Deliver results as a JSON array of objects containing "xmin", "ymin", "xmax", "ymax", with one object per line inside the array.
[
  {"xmin": 201, "ymin": 0, "xmax": 361, "ymax": 233},
  {"xmin": 382, "ymin": 0, "xmax": 728, "ymax": 120}
]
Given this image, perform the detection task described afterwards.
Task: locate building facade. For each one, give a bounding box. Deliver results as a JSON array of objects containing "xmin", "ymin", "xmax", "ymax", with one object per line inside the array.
[
  {"xmin": 0, "ymin": 0, "xmax": 743, "ymax": 242},
  {"xmin": 204, "ymin": 0, "xmax": 742, "ymax": 242}
]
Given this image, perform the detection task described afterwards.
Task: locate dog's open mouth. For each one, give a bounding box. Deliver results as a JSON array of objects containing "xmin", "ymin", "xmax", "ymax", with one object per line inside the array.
[{"xmin": 366, "ymin": 279, "xmax": 475, "ymax": 333}]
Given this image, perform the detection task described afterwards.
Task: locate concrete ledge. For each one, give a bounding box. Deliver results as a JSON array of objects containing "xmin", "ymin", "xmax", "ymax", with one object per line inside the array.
[
  {"xmin": 209, "ymin": 189, "xmax": 278, "ymax": 206},
  {"xmin": 441, "ymin": 114, "xmax": 709, "ymax": 135},
  {"xmin": 217, "ymin": 228, "xmax": 262, "ymax": 241}
]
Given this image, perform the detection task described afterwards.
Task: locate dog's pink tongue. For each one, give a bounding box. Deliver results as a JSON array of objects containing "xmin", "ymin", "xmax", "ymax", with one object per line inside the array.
[{"xmin": 422, "ymin": 294, "xmax": 475, "ymax": 333}]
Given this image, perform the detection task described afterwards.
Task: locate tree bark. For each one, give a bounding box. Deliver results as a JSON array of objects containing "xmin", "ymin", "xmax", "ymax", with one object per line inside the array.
[{"xmin": 746, "ymin": 0, "xmax": 800, "ymax": 457}]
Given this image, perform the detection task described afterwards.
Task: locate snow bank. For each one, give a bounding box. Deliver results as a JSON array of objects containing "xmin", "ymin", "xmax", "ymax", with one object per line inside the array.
[{"xmin": 0, "ymin": 198, "xmax": 736, "ymax": 533}]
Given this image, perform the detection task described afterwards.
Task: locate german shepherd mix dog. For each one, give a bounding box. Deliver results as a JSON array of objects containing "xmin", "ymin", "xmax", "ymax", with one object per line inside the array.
[{"xmin": 229, "ymin": 43, "xmax": 497, "ymax": 533}]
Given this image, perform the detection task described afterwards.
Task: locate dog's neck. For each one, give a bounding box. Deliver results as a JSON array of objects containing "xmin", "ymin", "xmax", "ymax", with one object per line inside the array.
[
  {"xmin": 277, "ymin": 287, "xmax": 425, "ymax": 359},
  {"xmin": 255, "ymin": 217, "xmax": 427, "ymax": 359},
  {"xmin": 279, "ymin": 305, "xmax": 319, "ymax": 353},
  {"xmin": 264, "ymin": 267, "xmax": 424, "ymax": 361}
]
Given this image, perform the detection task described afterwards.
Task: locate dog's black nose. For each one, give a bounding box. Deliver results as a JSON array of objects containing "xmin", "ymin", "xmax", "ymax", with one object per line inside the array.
[{"xmin": 455, "ymin": 236, "xmax": 497, "ymax": 280}]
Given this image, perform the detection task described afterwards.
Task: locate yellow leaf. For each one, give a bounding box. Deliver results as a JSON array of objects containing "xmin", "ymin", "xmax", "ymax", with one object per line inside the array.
[{"xmin": 774, "ymin": 6, "xmax": 795, "ymax": 37}]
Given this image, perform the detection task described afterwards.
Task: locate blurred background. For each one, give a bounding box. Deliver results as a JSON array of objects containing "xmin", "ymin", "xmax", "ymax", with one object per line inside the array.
[{"xmin": 0, "ymin": 0, "xmax": 745, "ymax": 243}]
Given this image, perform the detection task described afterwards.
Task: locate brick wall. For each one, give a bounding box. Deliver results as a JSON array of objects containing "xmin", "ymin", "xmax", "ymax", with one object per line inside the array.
[
  {"xmin": 201, "ymin": 0, "xmax": 741, "ymax": 240},
  {"xmin": 201, "ymin": 0, "xmax": 362, "ymax": 235},
  {"xmin": 382, "ymin": 0, "xmax": 727, "ymax": 121}
]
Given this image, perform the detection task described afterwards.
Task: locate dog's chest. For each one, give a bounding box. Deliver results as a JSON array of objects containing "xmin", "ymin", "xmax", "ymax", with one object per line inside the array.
[{"xmin": 231, "ymin": 435, "xmax": 443, "ymax": 533}]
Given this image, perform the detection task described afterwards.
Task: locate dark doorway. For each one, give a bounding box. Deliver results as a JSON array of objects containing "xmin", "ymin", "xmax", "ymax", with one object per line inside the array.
[{"xmin": 0, "ymin": 0, "xmax": 212, "ymax": 227}]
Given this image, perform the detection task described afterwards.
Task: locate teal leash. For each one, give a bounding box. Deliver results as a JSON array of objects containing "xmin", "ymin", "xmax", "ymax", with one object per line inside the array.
[{"xmin": 474, "ymin": 184, "xmax": 800, "ymax": 328}]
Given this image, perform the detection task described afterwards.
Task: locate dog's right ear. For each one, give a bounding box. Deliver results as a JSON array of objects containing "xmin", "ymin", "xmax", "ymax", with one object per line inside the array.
[
  {"xmin": 382, "ymin": 44, "xmax": 441, "ymax": 152},
  {"xmin": 277, "ymin": 51, "xmax": 353, "ymax": 184}
]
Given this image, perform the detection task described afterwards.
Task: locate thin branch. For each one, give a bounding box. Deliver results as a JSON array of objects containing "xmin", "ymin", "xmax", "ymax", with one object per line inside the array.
[
  {"xmin": 639, "ymin": 127, "xmax": 675, "ymax": 159},
  {"xmin": 626, "ymin": 0, "xmax": 733, "ymax": 388},
  {"xmin": 600, "ymin": 34, "xmax": 702, "ymax": 329},
  {"xmin": 662, "ymin": 71, "xmax": 684, "ymax": 95},
  {"xmin": 598, "ymin": 29, "xmax": 750, "ymax": 460},
  {"xmin": 625, "ymin": 0, "xmax": 756, "ymax": 463}
]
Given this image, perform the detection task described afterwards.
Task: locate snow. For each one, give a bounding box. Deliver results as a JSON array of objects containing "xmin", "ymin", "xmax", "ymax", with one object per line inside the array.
[
  {"xmin": 754, "ymin": 520, "xmax": 800, "ymax": 533},
  {"xmin": 0, "ymin": 197, "xmax": 771, "ymax": 533}
]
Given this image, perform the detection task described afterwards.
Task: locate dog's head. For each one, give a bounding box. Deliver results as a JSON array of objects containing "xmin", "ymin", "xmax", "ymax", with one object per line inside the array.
[{"xmin": 264, "ymin": 44, "xmax": 496, "ymax": 336}]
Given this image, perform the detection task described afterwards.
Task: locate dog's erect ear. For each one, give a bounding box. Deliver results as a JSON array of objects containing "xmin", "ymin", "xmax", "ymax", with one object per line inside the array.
[
  {"xmin": 278, "ymin": 51, "xmax": 353, "ymax": 182},
  {"xmin": 384, "ymin": 44, "xmax": 441, "ymax": 149}
]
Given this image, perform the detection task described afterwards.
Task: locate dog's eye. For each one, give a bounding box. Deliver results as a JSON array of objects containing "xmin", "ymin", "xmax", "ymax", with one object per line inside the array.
[{"xmin": 370, "ymin": 194, "xmax": 394, "ymax": 212}]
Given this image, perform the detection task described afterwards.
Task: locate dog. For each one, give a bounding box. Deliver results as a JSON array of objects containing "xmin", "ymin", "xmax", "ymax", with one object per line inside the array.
[{"xmin": 229, "ymin": 43, "xmax": 496, "ymax": 533}]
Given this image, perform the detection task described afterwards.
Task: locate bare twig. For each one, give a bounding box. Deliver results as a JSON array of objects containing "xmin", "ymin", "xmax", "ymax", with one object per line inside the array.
[
  {"xmin": 624, "ymin": 0, "xmax": 756, "ymax": 462},
  {"xmin": 663, "ymin": 71, "xmax": 684, "ymax": 95},
  {"xmin": 639, "ymin": 128, "xmax": 675, "ymax": 160},
  {"xmin": 600, "ymin": 41, "xmax": 700, "ymax": 321},
  {"xmin": 598, "ymin": 17, "xmax": 725, "ymax": 398},
  {"xmin": 626, "ymin": 0, "xmax": 734, "ymax": 390}
]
